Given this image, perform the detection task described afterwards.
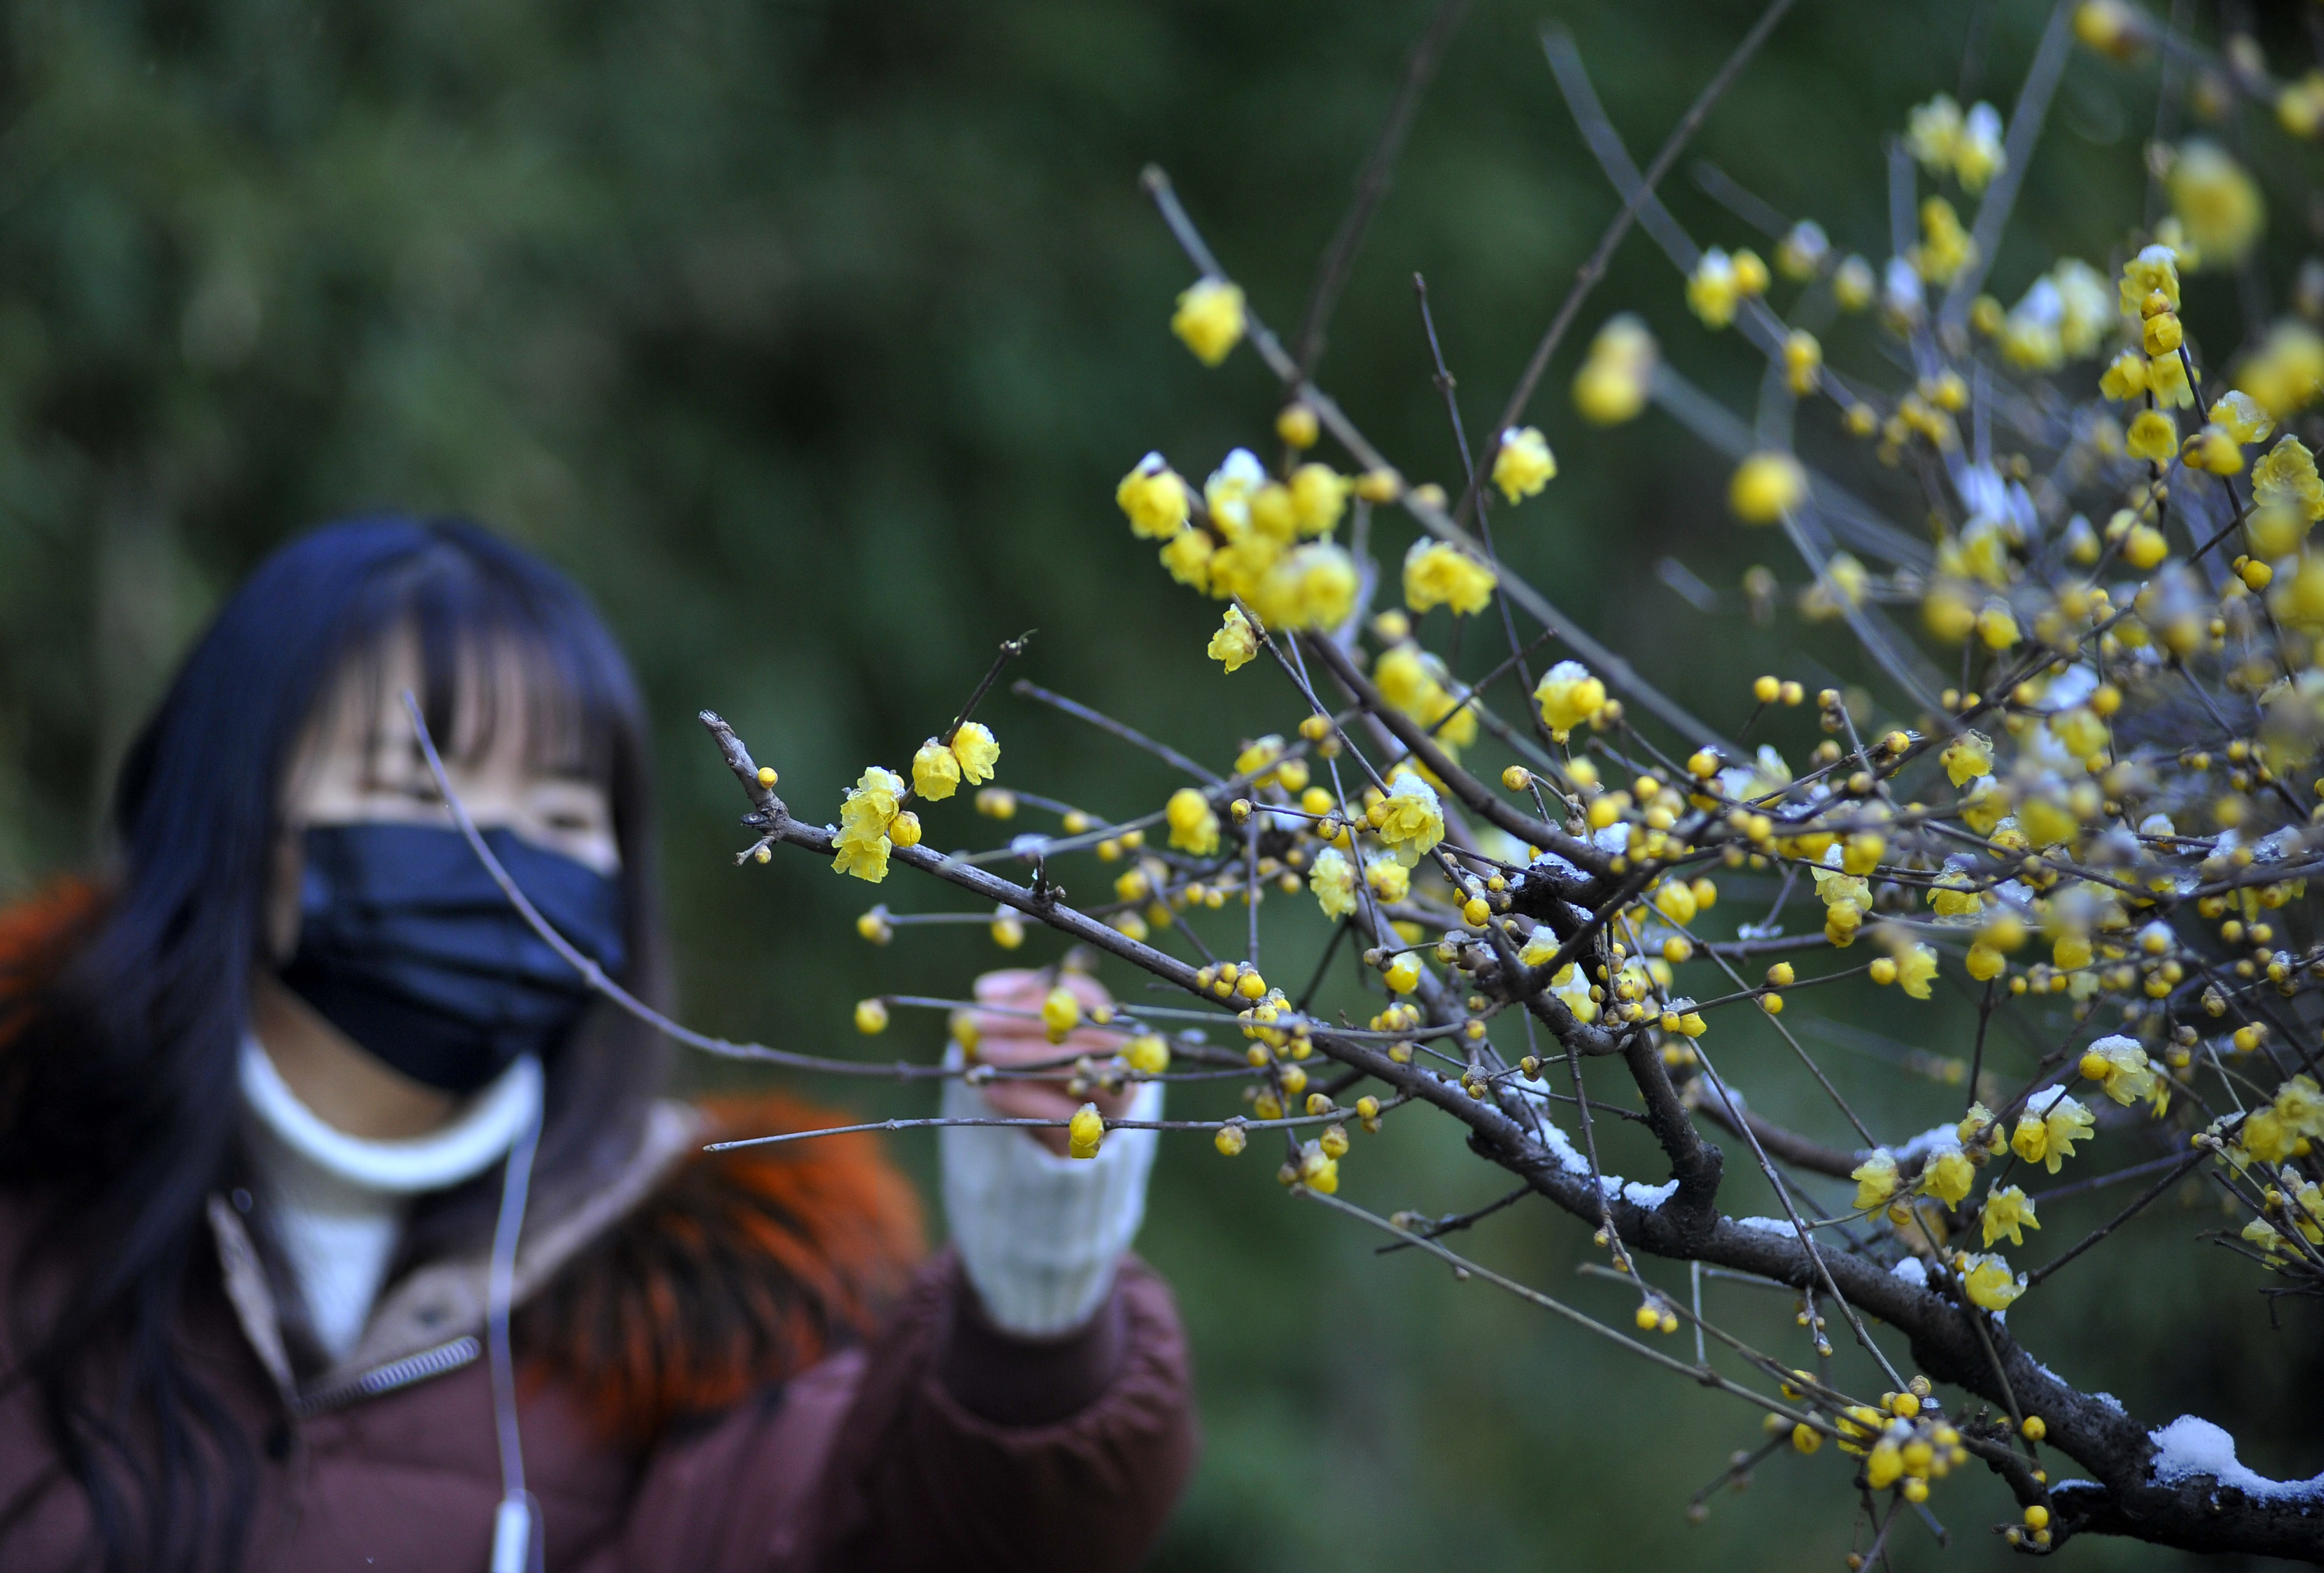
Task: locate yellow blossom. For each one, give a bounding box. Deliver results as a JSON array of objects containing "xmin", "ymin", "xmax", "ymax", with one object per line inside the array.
[
  {"xmin": 1251, "ymin": 541, "xmax": 1360, "ymax": 632},
  {"xmin": 2147, "ymin": 347, "xmax": 2194, "ymax": 408},
  {"xmin": 1159, "ymin": 525, "xmax": 1214, "ymax": 591},
  {"xmin": 1959, "ymin": 779, "xmax": 2010, "ymax": 835},
  {"xmin": 2074, "ymin": 0, "xmax": 2146, "ymax": 59},
  {"xmin": 1928, "ymin": 870, "xmax": 1984, "ymax": 918},
  {"xmin": 2253, "ymin": 438, "xmax": 2324, "ymax": 523},
  {"xmin": 1776, "ymin": 218, "xmax": 1828, "ymax": 279},
  {"xmin": 1209, "ymin": 605, "xmax": 1260, "ymax": 673},
  {"xmin": 1250, "ymin": 482, "xmax": 1297, "ymax": 541},
  {"xmin": 1310, "ymin": 845, "xmax": 1357, "ymax": 919},
  {"xmin": 1905, "ymin": 94, "xmax": 1964, "ymax": 175},
  {"xmin": 1403, "ymin": 541, "xmax": 1499, "ymax": 616},
  {"xmin": 1896, "ymin": 944, "xmax": 1938, "ymax": 1000},
  {"xmin": 833, "ymin": 766, "xmax": 906, "ymax": 883},
  {"xmin": 1115, "ymin": 453, "xmax": 1191, "ymax": 539},
  {"xmin": 1811, "ymin": 851, "xmax": 1871, "ymax": 911},
  {"xmin": 1959, "ymin": 1102, "xmax": 2008, "ymax": 1154},
  {"xmin": 1687, "ymin": 249, "xmax": 1744, "ymax": 327},
  {"xmin": 1067, "ymin": 1102, "xmax": 1105, "ymax": 1160},
  {"xmin": 1492, "ymin": 426, "xmax": 1558, "ymax": 501},
  {"xmin": 2213, "ymin": 390, "xmax": 2275, "ymax": 445},
  {"xmin": 2184, "ymin": 426, "xmax": 2244, "ymax": 475},
  {"xmin": 2077, "ymin": 1034, "xmax": 2159, "ymax": 1108},
  {"xmin": 1533, "ymin": 660, "xmax": 1608, "ymax": 739},
  {"xmin": 1124, "ymin": 1034, "xmax": 1170, "ymax": 1074},
  {"xmin": 1960, "ymin": 1251, "xmax": 2026, "ymax": 1311},
  {"xmin": 951, "ymin": 722, "xmax": 999, "ymax": 785},
  {"xmin": 2237, "ymin": 321, "xmax": 2324, "ymax": 417},
  {"xmin": 1289, "ymin": 463, "xmax": 1350, "ymax": 536},
  {"xmin": 1232, "ymin": 735, "xmax": 1283, "ymax": 784},
  {"xmin": 2278, "ymin": 1074, "xmax": 2324, "ymax": 1137},
  {"xmin": 1573, "ymin": 315, "xmax": 1657, "ymax": 424},
  {"xmin": 2098, "ymin": 350, "xmax": 2148, "ymax": 401},
  {"xmin": 1365, "ymin": 856, "xmax": 1410, "ymax": 904},
  {"xmin": 839, "ymin": 764, "xmax": 904, "ymax": 833},
  {"xmin": 2168, "ymin": 140, "xmax": 2265, "ymax": 266},
  {"xmin": 1833, "ymin": 255, "xmax": 1875, "ymax": 311},
  {"xmin": 2119, "ymin": 244, "xmax": 2181, "ymax": 319},
  {"xmin": 1166, "ymin": 786, "xmax": 1220, "ymax": 855},
  {"xmin": 1976, "ymin": 601, "xmax": 2019, "ymax": 649},
  {"xmin": 913, "ymin": 737, "xmax": 963, "ymax": 800},
  {"xmin": 832, "ymin": 827, "xmax": 892, "ymax": 882},
  {"xmin": 1942, "ymin": 731, "xmax": 1994, "ymax": 786},
  {"xmin": 1954, "ymin": 102, "xmax": 2006, "ymax": 191},
  {"xmin": 1800, "ymin": 552, "xmax": 1868, "ymax": 621},
  {"xmin": 2241, "ymin": 1075, "xmax": 2324, "ymax": 1162},
  {"xmin": 1550, "ymin": 962, "xmax": 1597, "ymax": 1022},
  {"xmin": 1729, "ymin": 452, "xmax": 1807, "ymax": 523},
  {"xmin": 2017, "ymin": 259, "xmax": 2129, "ymax": 362},
  {"xmin": 1171, "ymin": 277, "xmax": 1246, "ymax": 365},
  {"xmin": 1042, "ymin": 985, "xmax": 1082, "ymax": 1044},
  {"xmin": 2012, "ymin": 1089, "xmax": 2096, "ymax": 1174},
  {"xmin": 2126, "ymin": 410, "xmax": 2178, "ymax": 463},
  {"xmin": 1912, "ymin": 197, "xmax": 1974, "ymax": 283},
  {"xmin": 1298, "ymin": 1138, "xmax": 1340, "ymax": 1193},
  {"xmin": 2050, "ymin": 706, "xmax": 2109, "ymax": 763},
  {"xmin": 1783, "ymin": 329, "xmax": 1822, "ymax": 395},
  {"xmin": 1375, "ymin": 774, "xmax": 1446, "ymax": 867},
  {"xmin": 1923, "ymin": 1148, "xmax": 1976, "ymax": 1205},
  {"xmin": 1375, "ymin": 643, "xmax": 1476, "ymax": 753},
  {"xmin": 1851, "ymin": 1151, "xmax": 1900, "ymax": 1211},
  {"xmin": 1981, "ymin": 1186, "xmax": 2040, "ymax": 1248}
]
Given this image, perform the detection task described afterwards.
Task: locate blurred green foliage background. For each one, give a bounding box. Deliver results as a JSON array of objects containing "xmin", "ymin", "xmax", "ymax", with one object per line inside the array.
[{"xmin": 1, "ymin": 0, "xmax": 2318, "ymax": 1566}]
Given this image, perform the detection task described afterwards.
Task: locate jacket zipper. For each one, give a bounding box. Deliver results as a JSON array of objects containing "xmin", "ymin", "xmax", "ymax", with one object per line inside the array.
[{"xmin": 293, "ymin": 1334, "xmax": 481, "ymax": 1417}]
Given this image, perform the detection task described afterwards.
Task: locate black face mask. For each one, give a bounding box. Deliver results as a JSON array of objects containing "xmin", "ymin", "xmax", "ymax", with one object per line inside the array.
[{"xmin": 280, "ymin": 823, "xmax": 627, "ymax": 1094}]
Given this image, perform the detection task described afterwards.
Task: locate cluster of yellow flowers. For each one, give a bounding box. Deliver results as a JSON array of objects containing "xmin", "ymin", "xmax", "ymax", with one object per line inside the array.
[
  {"xmin": 1904, "ymin": 93, "xmax": 2008, "ymax": 192},
  {"xmin": 1119, "ymin": 446, "xmax": 1361, "ymax": 633},
  {"xmin": 767, "ymin": 8, "xmax": 2324, "ymax": 1543},
  {"xmin": 829, "ymin": 722, "xmax": 1002, "ymax": 884}
]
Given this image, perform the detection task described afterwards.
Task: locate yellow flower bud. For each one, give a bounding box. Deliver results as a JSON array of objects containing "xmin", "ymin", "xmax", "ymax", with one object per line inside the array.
[
  {"xmin": 1067, "ymin": 1102, "xmax": 1105, "ymax": 1160},
  {"xmin": 1124, "ymin": 1034, "xmax": 1171, "ymax": 1074},
  {"xmin": 1042, "ymin": 986, "xmax": 1083, "ymax": 1043},
  {"xmin": 1729, "ymin": 452, "xmax": 1807, "ymax": 523},
  {"xmin": 1171, "ymin": 278, "xmax": 1246, "ymax": 366},
  {"xmin": 1207, "ymin": 605, "xmax": 1260, "ymax": 673},
  {"xmin": 854, "ymin": 999, "xmax": 889, "ymax": 1035},
  {"xmin": 1491, "ymin": 426, "xmax": 1558, "ymax": 502}
]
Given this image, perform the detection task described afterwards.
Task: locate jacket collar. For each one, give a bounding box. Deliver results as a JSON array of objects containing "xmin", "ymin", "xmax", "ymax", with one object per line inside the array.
[{"xmin": 207, "ymin": 1098, "xmax": 703, "ymax": 1411}]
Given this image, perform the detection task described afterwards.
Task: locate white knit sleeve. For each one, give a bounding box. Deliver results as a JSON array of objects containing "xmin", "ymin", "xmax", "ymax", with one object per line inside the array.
[{"xmin": 939, "ymin": 1053, "xmax": 1162, "ymax": 1337}]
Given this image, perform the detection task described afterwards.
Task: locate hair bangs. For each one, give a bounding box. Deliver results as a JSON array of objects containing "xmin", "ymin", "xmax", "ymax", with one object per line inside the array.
[{"xmin": 318, "ymin": 537, "xmax": 644, "ymax": 798}]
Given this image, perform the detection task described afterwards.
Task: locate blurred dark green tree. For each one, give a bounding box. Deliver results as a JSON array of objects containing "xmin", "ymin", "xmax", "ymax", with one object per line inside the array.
[{"xmin": 1, "ymin": 0, "xmax": 2314, "ymax": 1566}]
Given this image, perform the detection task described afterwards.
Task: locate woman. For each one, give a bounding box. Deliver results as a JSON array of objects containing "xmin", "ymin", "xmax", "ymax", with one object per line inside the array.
[{"xmin": 0, "ymin": 519, "xmax": 1196, "ymax": 1571}]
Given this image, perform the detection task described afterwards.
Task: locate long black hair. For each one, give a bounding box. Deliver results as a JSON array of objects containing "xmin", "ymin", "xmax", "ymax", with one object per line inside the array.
[{"xmin": 0, "ymin": 518, "xmax": 670, "ymax": 1572}]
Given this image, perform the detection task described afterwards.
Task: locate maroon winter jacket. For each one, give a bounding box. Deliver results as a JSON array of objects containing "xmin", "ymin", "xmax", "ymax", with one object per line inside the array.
[{"xmin": 0, "ymin": 1088, "xmax": 1198, "ymax": 1571}]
